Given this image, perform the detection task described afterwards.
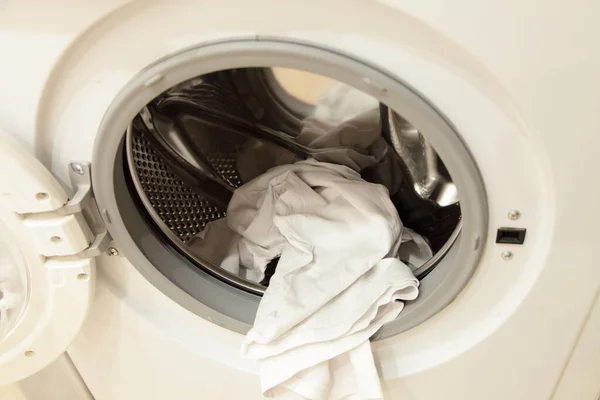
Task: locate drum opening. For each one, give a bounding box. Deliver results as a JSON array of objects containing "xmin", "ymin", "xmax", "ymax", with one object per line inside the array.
[{"xmin": 123, "ymin": 67, "xmax": 462, "ymax": 294}]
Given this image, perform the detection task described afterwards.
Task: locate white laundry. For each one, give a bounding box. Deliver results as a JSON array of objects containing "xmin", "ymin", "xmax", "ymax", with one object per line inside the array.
[
  {"xmin": 236, "ymin": 83, "xmax": 385, "ymax": 183},
  {"xmin": 301, "ymin": 82, "xmax": 383, "ymax": 171},
  {"xmin": 186, "ymin": 218, "xmax": 246, "ymax": 278},
  {"xmin": 312, "ymin": 82, "xmax": 380, "ymax": 127},
  {"xmin": 188, "ymin": 82, "xmax": 430, "ymax": 399},
  {"xmin": 191, "ymin": 159, "xmax": 429, "ymax": 399},
  {"xmin": 189, "ymin": 190, "xmax": 431, "ymax": 282}
]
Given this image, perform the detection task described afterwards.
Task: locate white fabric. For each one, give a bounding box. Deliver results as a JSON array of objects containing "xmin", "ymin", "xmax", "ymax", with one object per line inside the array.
[
  {"xmin": 186, "ymin": 218, "xmax": 246, "ymax": 278},
  {"xmin": 189, "ymin": 200, "xmax": 431, "ymax": 282},
  {"xmin": 312, "ymin": 82, "xmax": 379, "ymax": 127},
  {"xmin": 236, "ymin": 83, "xmax": 384, "ymax": 183},
  {"xmin": 191, "ymin": 159, "xmax": 428, "ymax": 399},
  {"xmin": 297, "ymin": 108, "xmax": 383, "ymax": 172},
  {"xmin": 188, "ymin": 83, "xmax": 429, "ymax": 399}
]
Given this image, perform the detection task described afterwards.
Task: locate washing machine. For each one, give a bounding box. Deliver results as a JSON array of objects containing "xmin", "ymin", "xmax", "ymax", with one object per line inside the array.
[{"xmin": 1, "ymin": 0, "xmax": 600, "ymax": 399}]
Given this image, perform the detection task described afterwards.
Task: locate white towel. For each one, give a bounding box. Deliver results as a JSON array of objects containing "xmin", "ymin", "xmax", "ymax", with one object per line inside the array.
[{"xmin": 190, "ymin": 159, "xmax": 427, "ymax": 399}]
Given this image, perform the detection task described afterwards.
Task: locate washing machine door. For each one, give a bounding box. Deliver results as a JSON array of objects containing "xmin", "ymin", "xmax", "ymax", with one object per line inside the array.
[{"xmin": 0, "ymin": 130, "xmax": 104, "ymax": 384}]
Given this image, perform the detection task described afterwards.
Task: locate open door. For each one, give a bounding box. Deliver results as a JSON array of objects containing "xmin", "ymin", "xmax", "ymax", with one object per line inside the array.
[{"xmin": 0, "ymin": 131, "xmax": 107, "ymax": 384}]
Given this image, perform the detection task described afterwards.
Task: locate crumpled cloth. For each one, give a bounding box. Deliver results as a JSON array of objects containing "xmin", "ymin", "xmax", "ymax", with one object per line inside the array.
[
  {"xmin": 189, "ymin": 159, "xmax": 431, "ymax": 399},
  {"xmin": 236, "ymin": 83, "xmax": 392, "ymax": 185}
]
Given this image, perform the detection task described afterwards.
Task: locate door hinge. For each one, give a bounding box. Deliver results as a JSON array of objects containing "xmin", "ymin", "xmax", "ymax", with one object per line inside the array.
[
  {"xmin": 64, "ymin": 162, "xmax": 112, "ymax": 257},
  {"xmin": 64, "ymin": 162, "xmax": 112, "ymax": 258},
  {"xmin": 23, "ymin": 162, "xmax": 112, "ymax": 259}
]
